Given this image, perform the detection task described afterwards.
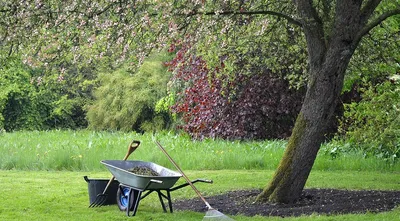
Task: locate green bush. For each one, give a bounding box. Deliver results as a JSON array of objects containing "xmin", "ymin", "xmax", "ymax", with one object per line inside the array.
[
  {"xmin": 0, "ymin": 56, "xmax": 95, "ymax": 131},
  {"xmin": 86, "ymin": 52, "xmax": 173, "ymax": 132},
  {"xmin": 0, "ymin": 57, "xmax": 47, "ymax": 130},
  {"xmin": 337, "ymin": 78, "xmax": 400, "ymax": 163}
]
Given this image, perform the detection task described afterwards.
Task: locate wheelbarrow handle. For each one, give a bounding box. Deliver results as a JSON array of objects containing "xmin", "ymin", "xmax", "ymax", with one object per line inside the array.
[
  {"xmin": 169, "ymin": 178, "xmax": 213, "ymax": 191},
  {"xmin": 197, "ymin": 179, "xmax": 213, "ymax": 184}
]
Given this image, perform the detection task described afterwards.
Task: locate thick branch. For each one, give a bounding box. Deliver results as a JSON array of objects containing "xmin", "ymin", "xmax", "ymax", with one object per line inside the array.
[
  {"xmin": 361, "ymin": 0, "xmax": 382, "ymax": 21},
  {"xmin": 8, "ymin": 43, "xmax": 13, "ymax": 56},
  {"xmin": 293, "ymin": 0, "xmax": 326, "ymax": 70},
  {"xmin": 294, "ymin": 0, "xmax": 323, "ymax": 25},
  {"xmin": 201, "ymin": 10, "xmax": 302, "ymax": 27},
  {"xmin": 90, "ymin": 2, "xmax": 117, "ymax": 18},
  {"xmin": 354, "ymin": 8, "xmax": 400, "ymax": 47}
]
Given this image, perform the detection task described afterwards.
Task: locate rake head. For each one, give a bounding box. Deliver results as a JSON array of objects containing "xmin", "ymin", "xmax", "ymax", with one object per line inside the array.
[
  {"xmin": 88, "ymin": 193, "xmax": 109, "ymax": 208},
  {"xmin": 203, "ymin": 209, "xmax": 235, "ymax": 220}
]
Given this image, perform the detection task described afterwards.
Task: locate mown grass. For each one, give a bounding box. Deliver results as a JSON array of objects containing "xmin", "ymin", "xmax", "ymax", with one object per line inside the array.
[
  {"xmin": 0, "ymin": 130, "xmax": 399, "ymax": 172},
  {"xmin": 0, "ymin": 170, "xmax": 399, "ymax": 221},
  {"xmin": 0, "ymin": 130, "xmax": 399, "ymax": 220}
]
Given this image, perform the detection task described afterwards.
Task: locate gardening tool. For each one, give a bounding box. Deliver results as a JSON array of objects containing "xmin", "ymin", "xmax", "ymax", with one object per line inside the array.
[
  {"xmin": 155, "ymin": 141, "xmax": 234, "ymax": 221},
  {"xmin": 89, "ymin": 139, "xmax": 141, "ymax": 207}
]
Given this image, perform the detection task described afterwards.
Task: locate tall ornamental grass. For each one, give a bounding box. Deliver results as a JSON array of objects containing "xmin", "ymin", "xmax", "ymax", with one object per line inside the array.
[{"xmin": 0, "ymin": 130, "xmax": 398, "ymax": 172}]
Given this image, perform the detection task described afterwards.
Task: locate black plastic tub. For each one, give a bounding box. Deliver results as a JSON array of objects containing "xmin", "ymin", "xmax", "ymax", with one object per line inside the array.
[{"xmin": 84, "ymin": 176, "xmax": 120, "ymax": 205}]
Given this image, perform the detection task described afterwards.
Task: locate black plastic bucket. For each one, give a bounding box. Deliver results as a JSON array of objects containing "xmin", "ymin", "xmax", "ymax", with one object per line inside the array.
[{"xmin": 84, "ymin": 176, "xmax": 120, "ymax": 205}]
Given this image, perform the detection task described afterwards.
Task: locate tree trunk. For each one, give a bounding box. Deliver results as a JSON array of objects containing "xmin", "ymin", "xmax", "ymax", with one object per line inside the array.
[
  {"xmin": 256, "ymin": 0, "xmax": 370, "ymax": 204},
  {"xmin": 256, "ymin": 53, "xmax": 350, "ymax": 203}
]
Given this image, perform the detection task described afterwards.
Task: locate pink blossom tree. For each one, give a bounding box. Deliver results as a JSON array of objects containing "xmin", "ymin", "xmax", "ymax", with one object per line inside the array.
[{"xmin": 1, "ymin": 0, "xmax": 399, "ymax": 203}]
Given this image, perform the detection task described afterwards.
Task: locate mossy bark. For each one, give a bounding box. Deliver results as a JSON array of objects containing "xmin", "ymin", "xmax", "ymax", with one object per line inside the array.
[{"xmin": 256, "ymin": 113, "xmax": 307, "ymax": 203}]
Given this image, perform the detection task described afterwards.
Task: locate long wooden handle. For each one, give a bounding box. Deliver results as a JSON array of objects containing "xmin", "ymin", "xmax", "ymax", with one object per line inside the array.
[
  {"xmin": 155, "ymin": 141, "xmax": 213, "ymax": 210},
  {"xmin": 102, "ymin": 140, "xmax": 141, "ymax": 194}
]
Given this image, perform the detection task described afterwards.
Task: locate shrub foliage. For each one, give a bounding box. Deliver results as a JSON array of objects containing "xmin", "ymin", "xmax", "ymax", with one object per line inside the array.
[
  {"xmin": 0, "ymin": 57, "xmax": 93, "ymax": 131},
  {"xmin": 166, "ymin": 45, "xmax": 305, "ymax": 140},
  {"xmin": 337, "ymin": 79, "xmax": 400, "ymax": 162},
  {"xmin": 86, "ymin": 53, "xmax": 173, "ymax": 132}
]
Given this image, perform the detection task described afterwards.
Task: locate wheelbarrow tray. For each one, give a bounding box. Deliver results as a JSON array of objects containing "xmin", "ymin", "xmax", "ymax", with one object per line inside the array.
[{"xmin": 101, "ymin": 160, "xmax": 182, "ymax": 190}]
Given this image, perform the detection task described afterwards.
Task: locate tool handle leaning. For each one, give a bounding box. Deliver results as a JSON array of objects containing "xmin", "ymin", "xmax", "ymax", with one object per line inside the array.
[
  {"xmin": 103, "ymin": 139, "xmax": 141, "ymax": 195},
  {"xmin": 155, "ymin": 141, "xmax": 213, "ymax": 210}
]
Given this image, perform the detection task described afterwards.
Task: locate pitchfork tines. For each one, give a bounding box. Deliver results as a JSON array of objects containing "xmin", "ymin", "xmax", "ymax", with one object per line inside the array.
[{"xmin": 89, "ymin": 192, "xmax": 109, "ymax": 207}]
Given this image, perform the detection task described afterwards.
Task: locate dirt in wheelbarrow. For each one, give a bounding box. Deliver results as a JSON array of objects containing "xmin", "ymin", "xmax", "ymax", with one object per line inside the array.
[
  {"xmin": 173, "ymin": 189, "xmax": 400, "ymax": 217},
  {"xmin": 128, "ymin": 166, "xmax": 159, "ymax": 176}
]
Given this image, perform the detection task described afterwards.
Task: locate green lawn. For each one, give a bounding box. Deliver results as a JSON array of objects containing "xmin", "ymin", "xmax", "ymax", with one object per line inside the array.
[
  {"xmin": 0, "ymin": 169, "xmax": 399, "ymax": 221},
  {"xmin": 1, "ymin": 130, "xmax": 399, "ymax": 220}
]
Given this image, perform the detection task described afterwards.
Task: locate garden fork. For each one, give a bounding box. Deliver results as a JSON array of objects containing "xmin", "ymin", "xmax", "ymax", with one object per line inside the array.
[{"xmin": 89, "ymin": 139, "xmax": 140, "ymax": 207}]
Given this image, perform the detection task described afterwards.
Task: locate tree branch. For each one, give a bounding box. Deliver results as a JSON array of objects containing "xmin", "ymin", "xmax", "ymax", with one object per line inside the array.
[
  {"xmin": 293, "ymin": 0, "xmax": 326, "ymax": 69},
  {"xmin": 8, "ymin": 43, "xmax": 13, "ymax": 56},
  {"xmin": 361, "ymin": 0, "xmax": 382, "ymax": 21},
  {"xmin": 194, "ymin": 10, "xmax": 302, "ymax": 27},
  {"xmin": 294, "ymin": 0, "xmax": 323, "ymax": 25},
  {"xmin": 90, "ymin": 2, "xmax": 117, "ymax": 18},
  {"xmin": 354, "ymin": 8, "xmax": 400, "ymax": 47}
]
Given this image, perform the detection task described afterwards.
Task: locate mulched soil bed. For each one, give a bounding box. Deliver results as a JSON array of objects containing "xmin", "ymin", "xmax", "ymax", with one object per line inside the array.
[{"xmin": 173, "ymin": 189, "xmax": 400, "ymax": 217}]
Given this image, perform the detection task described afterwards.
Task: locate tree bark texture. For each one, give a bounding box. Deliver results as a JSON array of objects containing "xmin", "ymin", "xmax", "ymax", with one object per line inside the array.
[{"xmin": 256, "ymin": 0, "xmax": 380, "ymax": 204}]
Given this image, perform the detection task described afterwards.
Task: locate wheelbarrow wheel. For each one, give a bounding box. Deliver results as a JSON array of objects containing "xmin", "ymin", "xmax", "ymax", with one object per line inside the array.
[{"xmin": 117, "ymin": 186, "xmax": 134, "ymax": 211}]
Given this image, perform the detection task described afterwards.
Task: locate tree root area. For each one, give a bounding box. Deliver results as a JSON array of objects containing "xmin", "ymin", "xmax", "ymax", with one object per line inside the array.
[{"xmin": 173, "ymin": 189, "xmax": 400, "ymax": 217}]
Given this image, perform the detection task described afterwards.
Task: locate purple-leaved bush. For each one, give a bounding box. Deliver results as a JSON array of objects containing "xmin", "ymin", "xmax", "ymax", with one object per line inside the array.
[{"xmin": 167, "ymin": 44, "xmax": 305, "ymax": 140}]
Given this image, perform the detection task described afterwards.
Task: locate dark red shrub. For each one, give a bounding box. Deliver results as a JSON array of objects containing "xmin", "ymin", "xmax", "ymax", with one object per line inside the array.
[
  {"xmin": 213, "ymin": 72, "xmax": 305, "ymax": 139},
  {"xmin": 166, "ymin": 44, "xmax": 305, "ymax": 140}
]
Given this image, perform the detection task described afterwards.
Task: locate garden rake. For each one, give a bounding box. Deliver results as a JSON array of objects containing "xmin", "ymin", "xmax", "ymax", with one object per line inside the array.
[
  {"xmin": 155, "ymin": 141, "xmax": 234, "ymax": 220},
  {"xmin": 89, "ymin": 139, "xmax": 141, "ymax": 207}
]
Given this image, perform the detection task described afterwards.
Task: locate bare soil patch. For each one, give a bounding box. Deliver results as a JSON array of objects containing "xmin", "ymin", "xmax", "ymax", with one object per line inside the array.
[{"xmin": 173, "ymin": 189, "xmax": 400, "ymax": 217}]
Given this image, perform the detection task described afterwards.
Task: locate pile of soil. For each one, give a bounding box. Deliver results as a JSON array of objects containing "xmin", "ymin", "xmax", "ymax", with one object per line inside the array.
[
  {"xmin": 128, "ymin": 166, "xmax": 159, "ymax": 176},
  {"xmin": 173, "ymin": 189, "xmax": 400, "ymax": 217}
]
